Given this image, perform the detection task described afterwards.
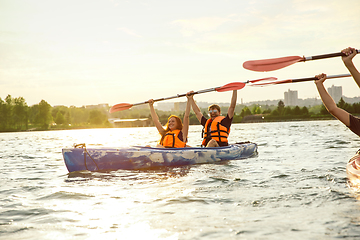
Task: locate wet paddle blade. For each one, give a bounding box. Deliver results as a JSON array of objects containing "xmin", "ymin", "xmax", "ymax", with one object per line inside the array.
[
  {"xmin": 250, "ymin": 79, "xmax": 293, "ymax": 86},
  {"xmin": 250, "ymin": 73, "xmax": 352, "ymax": 86},
  {"xmin": 243, "ymin": 56, "xmax": 304, "ymax": 72},
  {"xmin": 109, "ymin": 103, "xmax": 133, "ymax": 113},
  {"xmin": 216, "ymin": 82, "xmax": 246, "ymax": 92},
  {"xmin": 248, "ymin": 77, "xmax": 278, "ymax": 83},
  {"xmin": 216, "ymin": 77, "xmax": 278, "ymax": 92}
]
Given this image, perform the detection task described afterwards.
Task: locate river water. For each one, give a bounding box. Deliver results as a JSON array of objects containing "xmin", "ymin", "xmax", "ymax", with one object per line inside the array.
[{"xmin": 1, "ymin": 120, "xmax": 360, "ymax": 239}]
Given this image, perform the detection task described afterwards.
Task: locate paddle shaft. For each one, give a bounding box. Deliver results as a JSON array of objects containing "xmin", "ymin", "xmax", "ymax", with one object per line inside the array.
[
  {"xmin": 303, "ymin": 49, "xmax": 360, "ymax": 61},
  {"xmin": 109, "ymin": 77, "xmax": 277, "ymax": 113},
  {"xmin": 131, "ymin": 79, "xmax": 263, "ymax": 107},
  {"xmin": 131, "ymin": 87, "xmax": 218, "ymax": 107},
  {"xmin": 290, "ymin": 73, "xmax": 351, "ymax": 83},
  {"xmin": 250, "ymin": 74, "xmax": 351, "ymax": 87}
]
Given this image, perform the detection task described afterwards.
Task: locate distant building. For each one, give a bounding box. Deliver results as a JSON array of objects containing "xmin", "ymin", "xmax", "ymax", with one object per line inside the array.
[
  {"xmin": 156, "ymin": 102, "xmax": 175, "ymax": 111},
  {"xmin": 85, "ymin": 103, "xmax": 109, "ymax": 109},
  {"xmin": 108, "ymin": 118, "xmax": 151, "ymax": 128},
  {"xmin": 173, "ymin": 102, "xmax": 187, "ymax": 111},
  {"xmin": 328, "ymin": 85, "xmax": 342, "ymax": 103},
  {"xmin": 284, "ymin": 89, "xmax": 298, "ymax": 106},
  {"xmin": 157, "ymin": 101, "xmax": 209, "ymax": 111}
]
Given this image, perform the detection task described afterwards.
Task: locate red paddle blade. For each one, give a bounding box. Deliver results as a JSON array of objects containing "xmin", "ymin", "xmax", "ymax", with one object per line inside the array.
[
  {"xmin": 215, "ymin": 77, "xmax": 277, "ymax": 92},
  {"xmin": 243, "ymin": 56, "xmax": 304, "ymax": 72},
  {"xmin": 250, "ymin": 79, "xmax": 293, "ymax": 86},
  {"xmin": 216, "ymin": 82, "xmax": 246, "ymax": 92},
  {"xmin": 248, "ymin": 77, "xmax": 277, "ymax": 83},
  {"xmin": 109, "ymin": 103, "xmax": 133, "ymax": 113}
]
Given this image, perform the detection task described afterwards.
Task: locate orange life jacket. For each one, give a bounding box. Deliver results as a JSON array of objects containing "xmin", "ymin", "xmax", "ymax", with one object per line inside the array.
[
  {"xmin": 160, "ymin": 129, "xmax": 186, "ymax": 148},
  {"xmin": 202, "ymin": 116, "xmax": 230, "ymax": 146}
]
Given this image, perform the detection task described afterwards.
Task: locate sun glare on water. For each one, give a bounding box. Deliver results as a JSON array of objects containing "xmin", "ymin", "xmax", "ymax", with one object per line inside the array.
[{"xmin": 44, "ymin": 176, "xmax": 183, "ymax": 239}]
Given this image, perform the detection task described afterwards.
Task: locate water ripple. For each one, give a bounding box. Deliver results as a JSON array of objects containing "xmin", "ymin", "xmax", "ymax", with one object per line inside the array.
[{"xmin": 1, "ymin": 122, "xmax": 360, "ymax": 239}]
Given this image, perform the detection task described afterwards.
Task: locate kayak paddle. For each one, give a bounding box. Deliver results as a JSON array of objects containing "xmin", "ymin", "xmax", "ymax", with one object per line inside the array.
[
  {"xmin": 109, "ymin": 77, "xmax": 277, "ymax": 113},
  {"xmin": 243, "ymin": 49, "xmax": 360, "ymax": 72},
  {"xmin": 250, "ymin": 73, "xmax": 351, "ymax": 86}
]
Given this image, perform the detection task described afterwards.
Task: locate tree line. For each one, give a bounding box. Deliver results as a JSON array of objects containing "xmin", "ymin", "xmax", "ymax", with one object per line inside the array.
[
  {"xmin": 110, "ymin": 98, "xmax": 360, "ymax": 125},
  {"xmin": 2, "ymin": 94, "xmax": 360, "ymax": 132},
  {"xmin": 0, "ymin": 95, "xmax": 110, "ymax": 132}
]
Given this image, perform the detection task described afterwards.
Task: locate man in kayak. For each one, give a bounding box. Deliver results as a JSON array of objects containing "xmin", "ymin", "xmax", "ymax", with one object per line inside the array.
[
  {"xmin": 147, "ymin": 94, "xmax": 191, "ymax": 148},
  {"xmin": 187, "ymin": 90, "xmax": 237, "ymax": 147},
  {"xmin": 315, "ymin": 47, "xmax": 360, "ymax": 137}
]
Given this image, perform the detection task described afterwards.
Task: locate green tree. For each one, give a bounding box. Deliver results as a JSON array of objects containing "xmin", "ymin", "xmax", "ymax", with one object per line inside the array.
[
  {"xmin": 88, "ymin": 109, "xmax": 108, "ymax": 125},
  {"xmin": 52, "ymin": 106, "xmax": 69, "ymax": 125},
  {"xmin": 283, "ymin": 106, "xmax": 292, "ymax": 116},
  {"xmin": 65, "ymin": 111, "xmax": 71, "ymax": 125},
  {"xmin": 55, "ymin": 111, "xmax": 66, "ymax": 125},
  {"xmin": 277, "ymin": 100, "xmax": 285, "ymax": 115},
  {"xmin": 320, "ymin": 104, "xmax": 330, "ymax": 115},
  {"xmin": 271, "ymin": 109, "xmax": 280, "ymax": 116},
  {"xmin": 337, "ymin": 97, "xmax": 346, "ymax": 109},
  {"xmin": 69, "ymin": 106, "xmax": 88, "ymax": 125},
  {"xmin": 35, "ymin": 100, "xmax": 53, "ymax": 129},
  {"xmin": 352, "ymin": 103, "xmax": 360, "ymax": 114},
  {"xmin": 0, "ymin": 98, "xmax": 5, "ymax": 130},
  {"xmin": 3, "ymin": 95, "xmax": 13, "ymax": 130},
  {"xmin": 252, "ymin": 105, "xmax": 262, "ymax": 114},
  {"xmin": 262, "ymin": 108, "xmax": 272, "ymax": 114},
  {"xmin": 293, "ymin": 106, "xmax": 301, "ymax": 115},
  {"xmin": 189, "ymin": 113, "xmax": 199, "ymax": 125},
  {"xmin": 240, "ymin": 106, "xmax": 252, "ymax": 117},
  {"xmin": 13, "ymin": 97, "xmax": 28, "ymax": 130},
  {"xmin": 300, "ymin": 106, "xmax": 309, "ymax": 116}
]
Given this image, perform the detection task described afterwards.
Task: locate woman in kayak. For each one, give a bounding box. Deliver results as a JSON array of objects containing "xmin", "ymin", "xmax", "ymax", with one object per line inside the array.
[
  {"xmin": 315, "ymin": 47, "xmax": 360, "ymax": 137},
  {"xmin": 147, "ymin": 94, "xmax": 191, "ymax": 148}
]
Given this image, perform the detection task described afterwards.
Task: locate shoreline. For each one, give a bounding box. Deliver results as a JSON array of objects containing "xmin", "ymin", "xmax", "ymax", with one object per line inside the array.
[{"xmin": 0, "ymin": 116, "xmax": 336, "ymax": 133}]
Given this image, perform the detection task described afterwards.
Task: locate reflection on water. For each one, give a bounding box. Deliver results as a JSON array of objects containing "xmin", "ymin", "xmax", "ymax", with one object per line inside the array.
[
  {"xmin": 66, "ymin": 166, "xmax": 192, "ymax": 182},
  {"xmin": 2, "ymin": 121, "xmax": 360, "ymax": 239}
]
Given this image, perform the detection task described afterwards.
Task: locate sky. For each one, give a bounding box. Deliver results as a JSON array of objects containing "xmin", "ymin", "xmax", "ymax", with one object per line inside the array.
[{"xmin": 1, "ymin": 0, "xmax": 360, "ymax": 107}]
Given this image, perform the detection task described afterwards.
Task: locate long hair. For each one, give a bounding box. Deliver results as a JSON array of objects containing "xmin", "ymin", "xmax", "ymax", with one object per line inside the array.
[
  {"xmin": 164, "ymin": 115, "xmax": 183, "ymax": 131},
  {"xmin": 160, "ymin": 115, "xmax": 183, "ymax": 143}
]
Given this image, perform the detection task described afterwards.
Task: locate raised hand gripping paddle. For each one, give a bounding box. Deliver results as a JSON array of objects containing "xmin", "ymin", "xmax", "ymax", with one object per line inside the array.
[
  {"xmin": 243, "ymin": 49, "xmax": 360, "ymax": 72},
  {"xmin": 109, "ymin": 77, "xmax": 277, "ymax": 113},
  {"xmin": 250, "ymin": 74, "xmax": 351, "ymax": 86}
]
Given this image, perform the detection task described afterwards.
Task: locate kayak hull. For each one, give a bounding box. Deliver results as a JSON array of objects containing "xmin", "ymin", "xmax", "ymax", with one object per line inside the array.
[
  {"xmin": 62, "ymin": 142, "xmax": 258, "ymax": 172},
  {"xmin": 347, "ymin": 153, "xmax": 360, "ymax": 186}
]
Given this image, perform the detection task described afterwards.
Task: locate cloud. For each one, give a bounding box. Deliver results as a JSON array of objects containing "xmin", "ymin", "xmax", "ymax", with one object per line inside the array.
[
  {"xmin": 117, "ymin": 27, "xmax": 143, "ymax": 38},
  {"xmin": 171, "ymin": 16, "xmax": 234, "ymax": 36},
  {"xmin": 167, "ymin": 0, "xmax": 360, "ymax": 55}
]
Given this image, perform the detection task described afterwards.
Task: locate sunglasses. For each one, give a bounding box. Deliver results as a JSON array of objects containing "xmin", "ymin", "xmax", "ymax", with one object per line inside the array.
[{"xmin": 209, "ymin": 109, "xmax": 218, "ymax": 113}]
